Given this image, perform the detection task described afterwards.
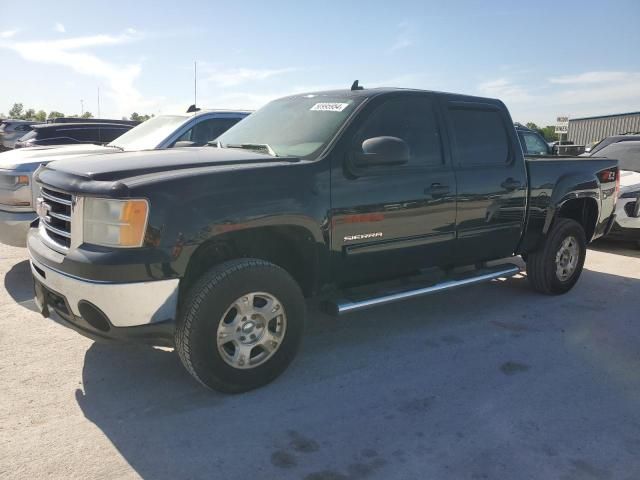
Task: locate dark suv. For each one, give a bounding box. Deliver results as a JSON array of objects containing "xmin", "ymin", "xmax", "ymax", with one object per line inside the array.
[
  {"xmin": 14, "ymin": 122, "xmax": 134, "ymax": 148},
  {"xmin": 514, "ymin": 123, "xmax": 552, "ymax": 155}
]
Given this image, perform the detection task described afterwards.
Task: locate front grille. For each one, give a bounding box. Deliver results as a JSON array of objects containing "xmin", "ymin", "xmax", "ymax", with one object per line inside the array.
[
  {"xmin": 625, "ymin": 200, "xmax": 639, "ymax": 218},
  {"xmin": 39, "ymin": 187, "xmax": 72, "ymax": 249}
]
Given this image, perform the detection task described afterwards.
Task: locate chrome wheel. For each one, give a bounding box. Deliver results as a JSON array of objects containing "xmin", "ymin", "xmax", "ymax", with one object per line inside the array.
[
  {"xmin": 555, "ymin": 235, "xmax": 579, "ymax": 281},
  {"xmin": 216, "ymin": 292, "xmax": 287, "ymax": 370}
]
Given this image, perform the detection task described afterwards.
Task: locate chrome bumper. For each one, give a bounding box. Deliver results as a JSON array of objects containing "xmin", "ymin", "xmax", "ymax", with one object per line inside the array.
[
  {"xmin": 28, "ymin": 253, "xmax": 179, "ymax": 328},
  {"xmin": 0, "ymin": 209, "xmax": 35, "ymax": 247}
]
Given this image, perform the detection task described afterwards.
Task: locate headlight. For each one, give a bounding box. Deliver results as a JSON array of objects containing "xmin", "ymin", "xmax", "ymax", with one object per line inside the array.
[
  {"xmin": 83, "ymin": 198, "xmax": 149, "ymax": 247},
  {"xmin": 0, "ymin": 173, "xmax": 31, "ymax": 207}
]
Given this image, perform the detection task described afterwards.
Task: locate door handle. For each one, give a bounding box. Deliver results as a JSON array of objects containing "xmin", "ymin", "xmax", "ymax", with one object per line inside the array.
[
  {"xmin": 501, "ymin": 178, "xmax": 522, "ymax": 191},
  {"xmin": 426, "ymin": 183, "xmax": 450, "ymax": 197}
]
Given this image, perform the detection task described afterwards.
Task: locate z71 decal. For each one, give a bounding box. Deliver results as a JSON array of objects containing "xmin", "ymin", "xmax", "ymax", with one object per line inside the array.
[{"xmin": 343, "ymin": 232, "xmax": 383, "ymax": 242}]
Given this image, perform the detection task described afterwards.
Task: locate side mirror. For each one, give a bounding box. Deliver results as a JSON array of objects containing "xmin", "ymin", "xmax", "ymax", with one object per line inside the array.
[
  {"xmin": 174, "ymin": 140, "xmax": 197, "ymax": 148},
  {"xmin": 354, "ymin": 136, "xmax": 409, "ymax": 167}
]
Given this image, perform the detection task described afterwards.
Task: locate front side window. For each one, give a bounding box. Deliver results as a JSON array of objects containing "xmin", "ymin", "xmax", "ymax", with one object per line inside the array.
[
  {"xmin": 450, "ymin": 108, "xmax": 510, "ymax": 166},
  {"xmin": 353, "ymin": 97, "xmax": 443, "ymax": 168},
  {"xmin": 175, "ymin": 118, "xmax": 242, "ymax": 146}
]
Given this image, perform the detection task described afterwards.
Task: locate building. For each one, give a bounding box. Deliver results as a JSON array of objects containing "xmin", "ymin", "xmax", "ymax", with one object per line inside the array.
[{"xmin": 568, "ymin": 112, "xmax": 640, "ymax": 146}]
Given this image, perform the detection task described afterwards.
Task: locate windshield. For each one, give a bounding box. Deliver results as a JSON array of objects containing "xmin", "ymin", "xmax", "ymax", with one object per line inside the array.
[
  {"xmin": 597, "ymin": 142, "xmax": 640, "ymax": 172},
  {"xmin": 108, "ymin": 115, "xmax": 188, "ymax": 151},
  {"xmin": 216, "ymin": 94, "xmax": 364, "ymax": 158}
]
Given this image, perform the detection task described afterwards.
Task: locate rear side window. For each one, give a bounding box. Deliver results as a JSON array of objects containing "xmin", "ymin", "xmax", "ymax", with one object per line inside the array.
[
  {"xmin": 450, "ymin": 108, "xmax": 509, "ymax": 166},
  {"xmin": 59, "ymin": 127, "xmax": 97, "ymax": 142},
  {"xmin": 99, "ymin": 127, "xmax": 129, "ymax": 143},
  {"xmin": 354, "ymin": 97, "xmax": 443, "ymax": 168}
]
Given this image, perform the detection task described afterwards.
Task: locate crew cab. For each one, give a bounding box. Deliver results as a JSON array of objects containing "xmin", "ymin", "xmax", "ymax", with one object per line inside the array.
[
  {"xmin": 0, "ymin": 109, "xmax": 250, "ymax": 247},
  {"xmin": 27, "ymin": 86, "xmax": 619, "ymax": 393}
]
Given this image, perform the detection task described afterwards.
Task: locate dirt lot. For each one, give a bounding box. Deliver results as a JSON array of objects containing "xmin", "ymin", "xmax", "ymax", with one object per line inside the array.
[{"xmin": 1, "ymin": 241, "xmax": 640, "ymax": 479}]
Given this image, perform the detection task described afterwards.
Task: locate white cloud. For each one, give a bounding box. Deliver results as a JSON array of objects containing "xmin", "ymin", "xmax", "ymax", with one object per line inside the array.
[
  {"xmin": 0, "ymin": 30, "xmax": 158, "ymax": 116},
  {"xmin": 0, "ymin": 29, "xmax": 19, "ymax": 39},
  {"xmin": 548, "ymin": 71, "xmax": 633, "ymax": 85},
  {"xmin": 203, "ymin": 66, "xmax": 297, "ymax": 87},
  {"xmin": 478, "ymin": 71, "xmax": 640, "ymax": 125},
  {"xmin": 387, "ymin": 21, "xmax": 414, "ymax": 53},
  {"xmin": 54, "ymin": 23, "xmax": 66, "ymax": 33},
  {"xmin": 477, "ymin": 78, "xmax": 534, "ymax": 103}
]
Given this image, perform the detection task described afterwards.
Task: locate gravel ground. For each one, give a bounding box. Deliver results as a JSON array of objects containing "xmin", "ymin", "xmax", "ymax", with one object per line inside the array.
[{"xmin": 1, "ymin": 240, "xmax": 640, "ymax": 479}]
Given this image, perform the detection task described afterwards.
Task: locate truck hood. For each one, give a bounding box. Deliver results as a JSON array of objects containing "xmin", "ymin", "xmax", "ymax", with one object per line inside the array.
[
  {"xmin": 620, "ymin": 169, "xmax": 640, "ymax": 194},
  {"xmin": 0, "ymin": 144, "xmax": 113, "ymax": 170},
  {"xmin": 40, "ymin": 147, "xmax": 297, "ymax": 184}
]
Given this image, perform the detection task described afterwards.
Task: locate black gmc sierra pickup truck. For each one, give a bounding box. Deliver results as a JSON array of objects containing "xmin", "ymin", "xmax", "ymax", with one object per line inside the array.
[{"xmin": 28, "ymin": 85, "xmax": 619, "ymax": 392}]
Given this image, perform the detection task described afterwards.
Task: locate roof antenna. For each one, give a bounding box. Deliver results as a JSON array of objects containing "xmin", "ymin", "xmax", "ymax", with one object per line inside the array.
[
  {"xmin": 351, "ymin": 80, "xmax": 364, "ymax": 91},
  {"xmin": 186, "ymin": 104, "xmax": 200, "ymax": 113}
]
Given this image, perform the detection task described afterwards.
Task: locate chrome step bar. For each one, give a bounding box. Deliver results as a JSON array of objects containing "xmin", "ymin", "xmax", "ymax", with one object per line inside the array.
[{"xmin": 330, "ymin": 264, "xmax": 521, "ymax": 315}]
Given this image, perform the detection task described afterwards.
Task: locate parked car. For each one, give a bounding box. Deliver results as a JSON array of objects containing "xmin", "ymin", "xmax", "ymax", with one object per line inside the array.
[
  {"xmin": 0, "ymin": 109, "xmax": 250, "ymax": 247},
  {"xmin": 14, "ymin": 122, "xmax": 135, "ymax": 149},
  {"xmin": 591, "ymin": 140, "xmax": 640, "ymax": 247},
  {"xmin": 46, "ymin": 117, "xmax": 139, "ymax": 126},
  {"xmin": 0, "ymin": 120, "xmax": 43, "ymax": 149},
  {"xmin": 584, "ymin": 133, "xmax": 640, "ymax": 157},
  {"xmin": 27, "ymin": 85, "xmax": 619, "ymax": 393},
  {"xmin": 514, "ymin": 123, "xmax": 552, "ymax": 155}
]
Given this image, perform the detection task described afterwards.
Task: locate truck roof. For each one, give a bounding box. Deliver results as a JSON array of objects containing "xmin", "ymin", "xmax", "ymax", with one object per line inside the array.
[{"xmin": 282, "ymin": 87, "xmax": 504, "ymax": 107}]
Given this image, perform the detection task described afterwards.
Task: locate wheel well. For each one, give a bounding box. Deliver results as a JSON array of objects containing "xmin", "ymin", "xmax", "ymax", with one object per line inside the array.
[
  {"xmin": 180, "ymin": 226, "xmax": 318, "ymax": 300},
  {"xmin": 557, "ymin": 198, "xmax": 598, "ymax": 241}
]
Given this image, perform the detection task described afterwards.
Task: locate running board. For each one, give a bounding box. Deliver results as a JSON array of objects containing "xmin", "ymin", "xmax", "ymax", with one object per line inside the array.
[{"xmin": 327, "ymin": 264, "xmax": 521, "ymax": 316}]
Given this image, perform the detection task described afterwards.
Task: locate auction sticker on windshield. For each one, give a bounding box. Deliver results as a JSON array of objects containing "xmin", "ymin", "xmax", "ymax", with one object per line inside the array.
[{"xmin": 310, "ymin": 103, "xmax": 350, "ymax": 112}]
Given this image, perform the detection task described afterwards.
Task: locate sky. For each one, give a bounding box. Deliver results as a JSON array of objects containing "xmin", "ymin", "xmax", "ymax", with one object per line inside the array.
[{"xmin": 1, "ymin": 0, "xmax": 639, "ymax": 126}]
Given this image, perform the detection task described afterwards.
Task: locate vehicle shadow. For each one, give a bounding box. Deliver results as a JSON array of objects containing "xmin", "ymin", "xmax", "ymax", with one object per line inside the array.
[
  {"xmin": 590, "ymin": 238, "xmax": 640, "ymax": 258},
  {"xmin": 73, "ymin": 266, "xmax": 640, "ymax": 479},
  {"xmin": 3, "ymin": 259, "xmax": 38, "ymax": 311}
]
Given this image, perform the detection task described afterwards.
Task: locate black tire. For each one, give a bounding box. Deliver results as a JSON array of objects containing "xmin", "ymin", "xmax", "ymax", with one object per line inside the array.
[
  {"xmin": 526, "ymin": 218, "xmax": 587, "ymax": 295},
  {"xmin": 175, "ymin": 259, "xmax": 305, "ymax": 393}
]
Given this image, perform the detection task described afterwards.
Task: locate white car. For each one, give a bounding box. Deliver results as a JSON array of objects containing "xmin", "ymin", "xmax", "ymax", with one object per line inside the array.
[
  {"xmin": 594, "ymin": 140, "xmax": 640, "ymax": 247},
  {"xmin": 0, "ymin": 109, "xmax": 250, "ymax": 246}
]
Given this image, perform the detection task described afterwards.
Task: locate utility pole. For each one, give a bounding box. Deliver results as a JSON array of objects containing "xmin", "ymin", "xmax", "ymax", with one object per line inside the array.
[{"xmin": 194, "ymin": 61, "xmax": 197, "ymax": 109}]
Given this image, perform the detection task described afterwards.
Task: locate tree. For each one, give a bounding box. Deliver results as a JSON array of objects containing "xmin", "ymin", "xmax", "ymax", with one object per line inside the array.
[
  {"xmin": 8, "ymin": 103, "xmax": 24, "ymax": 119},
  {"xmin": 81, "ymin": 111, "xmax": 94, "ymax": 119},
  {"xmin": 540, "ymin": 126, "xmax": 559, "ymax": 142},
  {"xmin": 48, "ymin": 111, "xmax": 65, "ymax": 120},
  {"xmin": 34, "ymin": 110, "xmax": 47, "ymax": 122},
  {"xmin": 130, "ymin": 112, "xmax": 152, "ymax": 122},
  {"xmin": 23, "ymin": 108, "xmax": 36, "ymax": 120}
]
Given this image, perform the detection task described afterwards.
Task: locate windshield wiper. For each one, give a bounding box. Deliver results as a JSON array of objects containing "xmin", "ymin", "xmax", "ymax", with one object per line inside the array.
[
  {"xmin": 106, "ymin": 144, "xmax": 124, "ymax": 151},
  {"xmin": 220, "ymin": 143, "xmax": 277, "ymax": 157}
]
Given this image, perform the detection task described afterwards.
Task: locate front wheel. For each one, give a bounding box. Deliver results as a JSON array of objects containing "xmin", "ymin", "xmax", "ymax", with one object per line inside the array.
[
  {"xmin": 175, "ymin": 259, "xmax": 305, "ymax": 393},
  {"xmin": 526, "ymin": 218, "xmax": 587, "ymax": 295}
]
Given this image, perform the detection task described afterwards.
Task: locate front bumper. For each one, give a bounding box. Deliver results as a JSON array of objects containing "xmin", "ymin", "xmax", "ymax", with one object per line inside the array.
[
  {"xmin": 28, "ymin": 232, "xmax": 179, "ymax": 345},
  {"xmin": 0, "ymin": 209, "xmax": 35, "ymax": 247}
]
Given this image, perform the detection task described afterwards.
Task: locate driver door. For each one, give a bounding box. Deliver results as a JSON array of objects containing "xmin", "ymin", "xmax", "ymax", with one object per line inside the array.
[{"xmin": 330, "ymin": 94, "xmax": 457, "ymax": 286}]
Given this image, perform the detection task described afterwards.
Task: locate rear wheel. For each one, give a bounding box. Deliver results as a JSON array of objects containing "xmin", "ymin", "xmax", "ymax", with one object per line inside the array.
[
  {"xmin": 175, "ymin": 259, "xmax": 305, "ymax": 393},
  {"xmin": 526, "ymin": 218, "xmax": 587, "ymax": 295}
]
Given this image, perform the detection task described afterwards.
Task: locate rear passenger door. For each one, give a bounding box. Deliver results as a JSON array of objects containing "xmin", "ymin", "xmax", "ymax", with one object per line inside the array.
[{"xmin": 445, "ymin": 101, "xmax": 527, "ymax": 264}]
